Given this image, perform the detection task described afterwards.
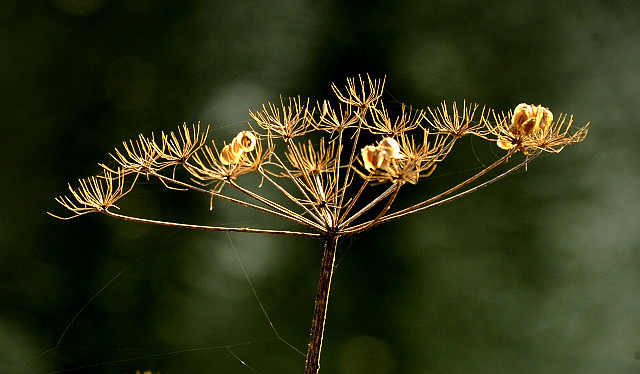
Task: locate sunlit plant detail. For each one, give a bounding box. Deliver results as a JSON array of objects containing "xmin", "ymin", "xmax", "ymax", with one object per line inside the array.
[
  {"xmin": 491, "ymin": 102, "xmax": 585, "ymax": 153},
  {"xmin": 219, "ymin": 130, "xmax": 257, "ymax": 165},
  {"xmin": 49, "ymin": 75, "xmax": 589, "ymax": 374}
]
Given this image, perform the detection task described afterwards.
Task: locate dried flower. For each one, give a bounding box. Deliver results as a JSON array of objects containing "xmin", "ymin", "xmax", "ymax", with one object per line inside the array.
[
  {"xmin": 378, "ymin": 137, "xmax": 403, "ymax": 159},
  {"xmin": 219, "ymin": 130, "xmax": 257, "ymax": 165},
  {"xmin": 361, "ymin": 145, "xmax": 388, "ymax": 172},
  {"xmin": 250, "ymin": 96, "xmax": 313, "ymax": 139},
  {"xmin": 489, "ymin": 103, "xmax": 588, "ymax": 154},
  {"xmin": 360, "ymin": 137, "xmax": 404, "ymax": 173},
  {"xmin": 49, "ymin": 170, "xmax": 134, "ymax": 219},
  {"xmin": 426, "ymin": 100, "xmax": 486, "ymax": 138},
  {"xmin": 368, "ymin": 102, "xmax": 423, "ymax": 137},
  {"xmin": 331, "ymin": 74, "xmax": 385, "ymax": 111},
  {"xmin": 236, "ymin": 130, "xmax": 257, "ymax": 152},
  {"xmin": 158, "ymin": 122, "xmax": 209, "ymax": 165},
  {"xmin": 50, "ymin": 76, "xmax": 589, "ymax": 374}
]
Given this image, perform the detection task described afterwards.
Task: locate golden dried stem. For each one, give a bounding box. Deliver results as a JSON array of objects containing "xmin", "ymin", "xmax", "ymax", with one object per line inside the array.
[{"xmin": 103, "ymin": 210, "xmax": 322, "ymax": 238}]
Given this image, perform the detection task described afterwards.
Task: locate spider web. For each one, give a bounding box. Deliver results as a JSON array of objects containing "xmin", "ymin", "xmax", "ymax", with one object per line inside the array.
[
  {"xmin": 0, "ymin": 119, "xmax": 542, "ymax": 374},
  {"xmin": 1, "ymin": 221, "xmax": 309, "ymax": 374},
  {"xmin": 1, "ymin": 121, "xmax": 321, "ymax": 374}
]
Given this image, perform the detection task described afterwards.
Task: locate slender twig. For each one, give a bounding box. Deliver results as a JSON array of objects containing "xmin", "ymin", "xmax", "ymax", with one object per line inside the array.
[
  {"xmin": 228, "ymin": 180, "xmax": 325, "ymax": 231},
  {"xmin": 102, "ymin": 210, "xmax": 323, "ymax": 238},
  {"xmin": 340, "ymin": 182, "xmax": 401, "ymax": 234},
  {"xmin": 153, "ymin": 171, "xmax": 321, "ymax": 230},
  {"xmin": 343, "ymin": 150, "xmax": 539, "ymax": 234},
  {"xmin": 338, "ymin": 181, "xmax": 400, "ymax": 229},
  {"xmin": 379, "ymin": 150, "xmax": 513, "ymax": 220},
  {"xmin": 284, "ymin": 137, "xmax": 325, "ymax": 203},
  {"xmin": 336, "ymin": 119, "xmax": 365, "ymax": 211},
  {"xmin": 269, "ymin": 151, "xmax": 326, "ymax": 225},
  {"xmin": 259, "ymin": 156, "xmax": 325, "ymax": 225},
  {"xmin": 331, "ymin": 131, "xmax": 343, "ymax": 219},
  {"xmin": 384, "ymin": 151, "xmax": 540, "ymax": 220}
]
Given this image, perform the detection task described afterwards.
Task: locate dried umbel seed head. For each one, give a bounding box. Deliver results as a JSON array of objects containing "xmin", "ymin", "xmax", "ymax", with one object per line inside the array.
[
  {"xmin": 219, "ymin": 131, "xmax": 257, "ymax": 165},
  {"xmin": 361, "ymin": 145, "xmax": 389, "ymax": 172},
  {"xmin": 498, "ymin": 103, "xmax": 555, "ymax": 150},
  {"xmin": 377, "ymin": 137, "xmax": 403, "ymax": 159}
]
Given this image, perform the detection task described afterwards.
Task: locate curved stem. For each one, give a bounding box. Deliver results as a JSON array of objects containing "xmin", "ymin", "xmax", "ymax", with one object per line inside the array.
[
  {"xmin": 102, "ymin": 210, "xmax": 322, "ymax": 238},
  {"xmin": 228, "ymin": 179, "xmax": 324, "ymax": 231},
  {"xmin": 257, "ymin": 169, "xmax": 324, "ymax": 226},
  {"xmin": 152, "ymin": 172, "xmax": 320, "ymax": 230},
  {"xmin": 338, "ymin": 181, "xmax": 399, "ymax": 230},
  {"xmin": 346, "ymin": 151, "xmax": 514, "ymax": 233},
  {"xmin": 342, "ymin": 150, "xmax": 538, "ymax": 234},
  {"xmin": 340, "ymin": 183, "xmax": 400, "ymax": 234}
]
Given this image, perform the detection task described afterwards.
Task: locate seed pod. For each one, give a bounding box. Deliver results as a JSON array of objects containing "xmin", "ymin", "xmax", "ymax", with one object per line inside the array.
[
  {"xmin": 361, "ymin": 145, "xmax": 389, "ymax": 171},
  {"xmin": 534, "ymin": 106, "xmax": 553, "ymax": 131},
  {"xmin": 510, "ymin": 104, "xmax": 553, "ymax": 136},
  {"xmin": 219, "ymin": 143, "xmax": 243, "ymax": 165},
  {"xmin": 511, "ymin": 103, "xmax": 535, "ymax": 135},
  {"xmin": 235, "ymin": 131, "xmax": 256, "ymax": 152},
  {"xmin": 497, "ymin": 137, "xmax": 515, "ymax": 150},
  {"xmin": 378, "ymin": 137, "xmax": 403, "ymax": 159},
  {"xmin": 219, "ymin": 131, "xmax": 256, "ymax": 165}
]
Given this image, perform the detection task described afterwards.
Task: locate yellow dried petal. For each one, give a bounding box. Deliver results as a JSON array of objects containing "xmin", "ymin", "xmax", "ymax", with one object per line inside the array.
[
  {"xmin": 534, "ymin": 106, "xmax": 553, "ymax": 131},
  {"xmin": 497, "ymin": 137, "xmax": 515, "ymax": 150},
  {"xmin": 511, "ymin": 103, "xmax": 532, "ymax": 134},
  {"xmin": 235, "ymin": 131, "xmax": 256, "ymax": 152},
  {"xmin": 378, "ymin": 137, "xmax": 403, "ymax": 159},
  {"xmin": 219, "ymin": 143, "xmax": 243, "ymax": 165},
  {"xmin": 509, "ymin": 103, "xmax": 555, "ymax": 138},
  {"xmin": 361, "ymin": 145, "xmax": 388, "ymax": 171},
  {"xmin": 521, "ymin": 117, "xmax": 536, "ymax": 135}
]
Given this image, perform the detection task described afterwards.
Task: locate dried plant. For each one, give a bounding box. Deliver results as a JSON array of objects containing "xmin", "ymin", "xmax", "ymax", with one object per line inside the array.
[{"xmin": 50, "ymin": 75, "xmax": 589, "ymax": 374}]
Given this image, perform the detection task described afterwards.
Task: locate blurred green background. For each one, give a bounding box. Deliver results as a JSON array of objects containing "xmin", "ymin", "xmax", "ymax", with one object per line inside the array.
[{"xmin": 2, "ymin": 0, "xmax": 639, "ymax": 373}]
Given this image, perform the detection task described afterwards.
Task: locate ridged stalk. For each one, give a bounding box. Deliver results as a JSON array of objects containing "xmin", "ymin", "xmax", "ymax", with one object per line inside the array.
[{"xmin": 304, "ymin": 234, "xmax": 339, "ymax": 374}]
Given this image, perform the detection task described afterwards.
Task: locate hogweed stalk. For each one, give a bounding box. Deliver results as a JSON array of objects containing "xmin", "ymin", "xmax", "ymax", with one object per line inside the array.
[{"xmin": 49, "ymin": 76, "xmax": 589, "ymax": 374}]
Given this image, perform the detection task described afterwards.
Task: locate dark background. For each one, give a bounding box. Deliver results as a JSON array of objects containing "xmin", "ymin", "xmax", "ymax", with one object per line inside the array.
[{"xmin": 2, "ymin": 1, "xmax": 639, "ymax": 373}]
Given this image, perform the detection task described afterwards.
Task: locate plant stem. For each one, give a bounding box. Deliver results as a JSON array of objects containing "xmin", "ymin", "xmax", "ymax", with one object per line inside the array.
[
  {"xmin": 102, "ymin": 210, "xmax": 322, "ymax": 238},
  {"xmin": 304, "ymin": 234, "xmax": 339, "ymax": 374}
]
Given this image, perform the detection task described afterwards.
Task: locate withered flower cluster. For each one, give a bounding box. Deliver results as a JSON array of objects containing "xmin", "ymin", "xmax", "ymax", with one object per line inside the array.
[
  {"xmin": 50, "ymin": 75, "xmax": 589, "ymax": 374},
  {"xmin": 489, "ymin": 103, "xmax": 587, "ymax": 154},
  {"xmin": 51, "ymin": 76, "xmax": 588, "ymax": 232}
]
